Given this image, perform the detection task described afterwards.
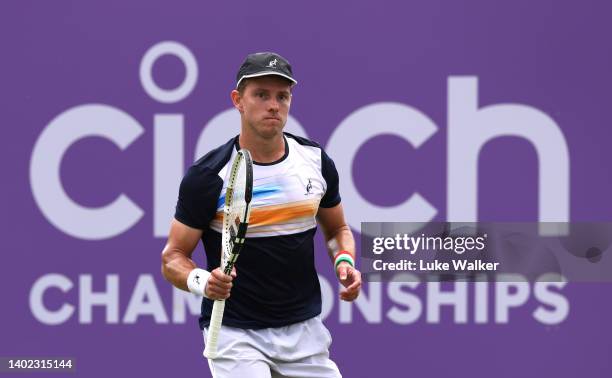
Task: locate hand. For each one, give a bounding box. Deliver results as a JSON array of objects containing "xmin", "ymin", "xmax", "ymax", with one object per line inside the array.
[
  {"xmin": 205, "ymin": 267, "xmax": 237, "ymax": 300},
  {"xmin": 337, "ymin": 262, "xmax": 361, "ymax": 301}
]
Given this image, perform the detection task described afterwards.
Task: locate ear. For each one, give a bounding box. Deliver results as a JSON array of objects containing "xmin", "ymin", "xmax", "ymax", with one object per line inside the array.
[{"xmin": 231, "ymin": 90, "xmax": 243, "ymax": 113}]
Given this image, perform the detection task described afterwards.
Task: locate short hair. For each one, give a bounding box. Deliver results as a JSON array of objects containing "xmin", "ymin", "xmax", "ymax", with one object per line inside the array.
[
  {"xmin": 236, "ymin": 77, "xmax": 294, "ymax": 95},
  {"xmin": 236, "ymin": 78, "xmax": 250, "ymax": 95}
]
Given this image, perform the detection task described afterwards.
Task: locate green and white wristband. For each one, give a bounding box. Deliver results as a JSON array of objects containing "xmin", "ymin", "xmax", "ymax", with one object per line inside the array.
[{"xmin": 334, "ymin": 251, "xmax": 355, "ymax": 271}]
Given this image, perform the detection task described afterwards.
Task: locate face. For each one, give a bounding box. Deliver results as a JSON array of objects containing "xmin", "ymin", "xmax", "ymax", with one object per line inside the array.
[{"xmin": 232, "ymin": 76, "xmax": 292, "ymax": 140}]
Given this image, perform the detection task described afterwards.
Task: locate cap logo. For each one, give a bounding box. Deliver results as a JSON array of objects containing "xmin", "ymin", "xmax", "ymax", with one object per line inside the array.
[{"xmin": 266, "ymin": 58, "xmax": 278, "ymax": 68}]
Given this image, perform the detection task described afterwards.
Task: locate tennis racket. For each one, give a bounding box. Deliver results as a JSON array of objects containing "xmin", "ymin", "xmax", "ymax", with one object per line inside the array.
[{"xmin": 204, "ymin": 148, "xmax": 253, "ymax": 359}]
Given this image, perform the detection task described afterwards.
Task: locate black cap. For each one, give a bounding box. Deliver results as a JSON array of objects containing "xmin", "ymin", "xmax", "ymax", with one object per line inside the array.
[{"xmin": 236, "ymin": 52, "xmax": 297, "ymax": 88}]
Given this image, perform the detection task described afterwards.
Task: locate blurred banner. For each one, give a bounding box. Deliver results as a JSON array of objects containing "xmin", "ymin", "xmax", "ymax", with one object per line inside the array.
[{"xmin": 2, "ymin": 1, "xmax": 611, "ymax": 377}]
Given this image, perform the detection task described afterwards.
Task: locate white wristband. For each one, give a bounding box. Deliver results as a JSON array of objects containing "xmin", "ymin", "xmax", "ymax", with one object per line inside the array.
[{"xmin": 187, "ymin": 268, "xmax": 211, "ymax": 298}]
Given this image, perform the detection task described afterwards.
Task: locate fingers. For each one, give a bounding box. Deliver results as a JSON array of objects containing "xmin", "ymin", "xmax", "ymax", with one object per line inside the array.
[
  {"xmin": 337, "ymin": 262, "xmax": 352, "ymax": 281},
  {"xmin": 205, "ymin": 267, "xmax": 235, "ymax": 300},
  {"xmin": 340, "ymin": 282, "xmax": 361, "ymax": 301},
  {"xmin": 339, "ymin": 267, "xmax": 362, "ymax": 302}
]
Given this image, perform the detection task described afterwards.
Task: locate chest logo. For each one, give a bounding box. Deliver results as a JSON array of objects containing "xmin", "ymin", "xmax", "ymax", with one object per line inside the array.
[{"xmin": 305, "ymin": 179, "xmax": 313, "ymax": 195}]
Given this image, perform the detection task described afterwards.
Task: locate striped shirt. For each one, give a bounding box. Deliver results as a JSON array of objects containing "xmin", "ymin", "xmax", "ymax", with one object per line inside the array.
[{"xmin": 175, "ymin": 133, "xmax": 340, "ymax": 329}]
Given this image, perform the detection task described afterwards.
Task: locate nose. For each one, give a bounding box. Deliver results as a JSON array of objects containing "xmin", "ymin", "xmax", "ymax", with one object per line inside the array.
[{"xmin": 267, "ymin": 98, "xmax": 280, "ymax": 113}]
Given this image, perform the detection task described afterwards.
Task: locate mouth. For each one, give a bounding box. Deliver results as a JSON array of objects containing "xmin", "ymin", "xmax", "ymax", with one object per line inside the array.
[{"xmin": 264, "ymin": 116, "xmax": 281, "ymax": 121}]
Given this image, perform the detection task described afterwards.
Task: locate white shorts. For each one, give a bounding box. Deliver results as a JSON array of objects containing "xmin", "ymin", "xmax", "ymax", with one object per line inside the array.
[{"xmin": 202, "ymin": 316, "xmax": 341, "ymax": 378}]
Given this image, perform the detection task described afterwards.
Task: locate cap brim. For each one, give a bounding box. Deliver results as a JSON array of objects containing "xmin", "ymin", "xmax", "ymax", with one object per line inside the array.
[{"xmin": 236, "ymin": 71, "xmax": 297, "ymax": 88}]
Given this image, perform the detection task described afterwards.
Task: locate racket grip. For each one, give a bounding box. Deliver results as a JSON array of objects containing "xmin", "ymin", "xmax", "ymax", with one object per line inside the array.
[{"xmin": 204, "ymin": 299, "xmax": 226, "ymax": 359}]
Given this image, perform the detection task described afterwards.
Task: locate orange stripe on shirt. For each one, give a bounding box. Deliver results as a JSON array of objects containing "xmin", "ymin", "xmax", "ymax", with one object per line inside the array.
[{"xmin": 213, "ymin": 199, "xmax": 319, "ymax": 227}]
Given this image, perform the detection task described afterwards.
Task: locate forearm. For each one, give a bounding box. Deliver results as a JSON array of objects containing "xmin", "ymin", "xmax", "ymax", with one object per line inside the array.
[
  {"xmin": 317, "ymin": 204, "xmax": 361, "ymax": 300},
  {"xmin": 325, "ymin": 224, "xmax": 356, "ymax": 261},
  {"xmin": 161, "ymin": 248, "xmax": 198, "ymax": 292},
  {"xmin": 326, "ymin": 223, "xmax": 361, "ymax": 301}
]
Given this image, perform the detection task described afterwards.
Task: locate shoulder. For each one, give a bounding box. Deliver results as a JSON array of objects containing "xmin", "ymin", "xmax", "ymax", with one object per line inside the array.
[
  {"xmin": 192, "ymin": 136, "xmax": 238, "ymax": 174},
  {"xmin": 181, "ymin": 136, "xmax": 237, "ymax": 190},
  {"xmin": 284, "ymin": 132, "xmax": 338, "ymax": 170},
  {"xmin": 284, "ymin": 132, "xmax": 330, "ymax": 162},
  {"xmin": 284, "ymin": 132, "xmax": 322, "ymax": 149},
  {"xmin": 284, "ymin": 132, "xmax": 334, "ymax": 159}
]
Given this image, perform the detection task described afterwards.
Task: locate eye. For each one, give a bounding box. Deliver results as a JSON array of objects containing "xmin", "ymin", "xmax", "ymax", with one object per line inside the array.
[{"xmin": 252, "ymin": 90, "xmax": 265, "ymax": 99}]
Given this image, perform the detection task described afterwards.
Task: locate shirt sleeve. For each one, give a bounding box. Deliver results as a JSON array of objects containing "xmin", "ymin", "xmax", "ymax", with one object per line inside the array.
[
  {"xmin": 320, "ymin": 149, "xmax": 341, "ymax": 208},
  {"xmin": 174, "ymin": 166, "xmax": 223, "ymax": 229}
]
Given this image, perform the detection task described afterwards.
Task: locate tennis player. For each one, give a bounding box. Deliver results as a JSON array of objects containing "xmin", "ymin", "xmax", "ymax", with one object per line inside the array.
[{"xmin": 161, "ymin": 52, "xmax": 361, "ymax": 378}]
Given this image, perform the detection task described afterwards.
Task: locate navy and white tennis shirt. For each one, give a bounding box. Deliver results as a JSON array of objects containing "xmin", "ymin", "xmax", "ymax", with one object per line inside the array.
[{"xmin": 174, "ymin": 132, "xmax": 341, "ymax": 329}]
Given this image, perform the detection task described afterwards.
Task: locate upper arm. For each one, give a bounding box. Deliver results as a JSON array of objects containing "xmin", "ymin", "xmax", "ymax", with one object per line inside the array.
[
  {"xmin": 161, "ymin": 160, "xmax": 224, "ymax": 286},
  {"xmin": 318, "ymin": 147, "xmax": 346, "ymax": 239},
  {"xmin": 160, "ymin": 218, "xmax": 204, "ymax": 289},
  {"xmin": 165, "ymin": 164, "xmax": 219, "ymax": 261},
  {"xmin": 319, "ymin": 149, "xmax": 341, "ymax": 208},
  {"xmin": 316, "ymin": 203, "xmax": 348, "ymax": 240},
  {"xmin": 163, "ymin": 218, "xmax": 203, "ymax": 259},
  {"xmin": 175, "ymin": 166, "xmax": 223, "ymax": 230}
]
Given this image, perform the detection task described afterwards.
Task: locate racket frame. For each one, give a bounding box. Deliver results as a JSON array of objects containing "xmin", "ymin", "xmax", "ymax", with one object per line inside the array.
[{"xmin": 204, "ymin": 149, "xmax": 253, "ymax": 359}]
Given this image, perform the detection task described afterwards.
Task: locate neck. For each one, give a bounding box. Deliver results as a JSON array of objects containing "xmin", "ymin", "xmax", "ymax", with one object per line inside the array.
[{"xmin": 238, "ymin": 132, "xmax": 285, "ymax": 164}]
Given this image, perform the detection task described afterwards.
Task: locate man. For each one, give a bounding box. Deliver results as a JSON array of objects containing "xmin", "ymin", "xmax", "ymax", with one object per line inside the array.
[{"xmin": 161, "ymin": 52, "xmax": 361, "ymax": 378}]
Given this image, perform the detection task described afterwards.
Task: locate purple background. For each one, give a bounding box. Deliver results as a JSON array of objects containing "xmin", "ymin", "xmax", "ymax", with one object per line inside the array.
[{"xmin": 2, "ymin": 1, "xmax": 611, "ymax": 377}]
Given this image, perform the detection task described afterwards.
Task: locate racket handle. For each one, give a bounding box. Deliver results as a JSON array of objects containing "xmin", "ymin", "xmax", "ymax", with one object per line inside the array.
[{"xmin": 204, "ymin": 299, "xmax": 226, "ymax": 359}]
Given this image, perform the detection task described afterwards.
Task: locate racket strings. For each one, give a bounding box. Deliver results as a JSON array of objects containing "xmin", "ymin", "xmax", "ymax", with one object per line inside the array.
[{"xmin": 222, "ymin": 154, "xmax": 249, "ymax": 266}]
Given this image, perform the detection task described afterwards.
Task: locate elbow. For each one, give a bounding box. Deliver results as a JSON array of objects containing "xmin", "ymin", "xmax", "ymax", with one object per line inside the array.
[
  {"xmin": 161, "ymin": 262, "xmax": 168, "ymax": 281},
  {"xmin": 160, "ymin": 248, "xmax": 172, "ymax": 281}
]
